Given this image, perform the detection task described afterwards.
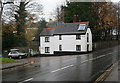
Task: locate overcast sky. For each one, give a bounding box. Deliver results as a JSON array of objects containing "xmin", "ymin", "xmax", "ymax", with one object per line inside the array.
[
  {"xmin": 35, "ymin": 0, "xmax": 66, "ymax": 22},
  {"xmin": 111, "ymin": 0, "xmax": 120, "ymax": 2},
  {"xmin": 35, "ymin": 0, "xmax": 120, "ymax": 22}
]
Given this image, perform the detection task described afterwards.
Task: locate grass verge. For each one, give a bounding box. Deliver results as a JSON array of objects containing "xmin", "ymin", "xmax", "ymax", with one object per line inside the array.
[{"xmin": 0, "ymin": 58, "xmax": 16, "ymax": 64}]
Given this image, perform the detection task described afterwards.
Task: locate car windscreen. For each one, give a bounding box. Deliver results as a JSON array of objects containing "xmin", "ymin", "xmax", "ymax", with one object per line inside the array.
[{"xmin": 11, "ymin": 51, "xmax": 18, "ymax": 54}]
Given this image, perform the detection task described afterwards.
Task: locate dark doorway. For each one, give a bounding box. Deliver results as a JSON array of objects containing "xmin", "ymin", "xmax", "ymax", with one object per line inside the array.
[{"xmin": 87, "ymin": 44, "xmax": 89, "ymax": 52}]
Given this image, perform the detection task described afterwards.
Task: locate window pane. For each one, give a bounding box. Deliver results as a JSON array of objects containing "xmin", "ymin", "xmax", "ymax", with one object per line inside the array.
[
  {"xmin": 45, "ymin": 37, "xmax": 49, "ymax": 42},
  {"xmin": 87, "ymin": 33, "xmax": 89, "ymax": 42},
  {"xmin": 45, "ymin": 47, "xmax": 50, "ymax": 53},
  {"xmin": 78, "ymin": 24, "xmax": 86, "ymax": 30},
  {"xmin": 59, "ymin": 45, "xmax": 62, "ymax": 51},
  {"xmin": 59, "ymin": 35, "xmax": 62, "ymax": 40},
  {"xmin": 76, "ymin": 35, "xmax": 81, "ymax": 40},
  {"xmin": 76, "ymin": 45, "xmax": 81, "ymax": 51}
]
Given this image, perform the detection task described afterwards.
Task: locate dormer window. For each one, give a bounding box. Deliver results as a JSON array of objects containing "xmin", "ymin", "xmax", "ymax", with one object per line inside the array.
[
  {"xmin": 45, "ymin": 37, "xmax": 49, "ymax": 42},
  {"xmin": 78, "ymin": 24, "xmax": 86, "ymax": 30}
]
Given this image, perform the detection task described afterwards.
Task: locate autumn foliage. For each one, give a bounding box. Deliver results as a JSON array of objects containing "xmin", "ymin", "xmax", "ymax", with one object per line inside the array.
[
  {"xmin": 62, "ymin": 2, "xmax": 118, "ymax": 41},
  {"xmin": 93, "ymin": 2, "xmax": 118, "ymax": 40}
]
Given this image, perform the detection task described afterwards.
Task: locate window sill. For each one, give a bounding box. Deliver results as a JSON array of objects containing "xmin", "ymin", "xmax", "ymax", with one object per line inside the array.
[
  {"xmin": 76, "ymin": 50, "xmax": 81, "ymax": 52},
  {"xmin": 45, "ymin": 41, "xmax": 50, "ymax": 42},
  {"xmin": 45, "ymin": 52, "xmax": 50, "ymax": 53}
]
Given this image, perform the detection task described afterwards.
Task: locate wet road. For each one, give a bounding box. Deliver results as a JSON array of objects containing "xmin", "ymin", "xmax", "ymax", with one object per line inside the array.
[{"xmin": 2, "ymin": 45, "xmax": 120, "ymax": 82}]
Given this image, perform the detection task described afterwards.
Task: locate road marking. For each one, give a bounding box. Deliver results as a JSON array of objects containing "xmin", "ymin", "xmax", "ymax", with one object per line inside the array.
[
  {"xmin": 107, "ymin": 53, "xmax": 112, "ymax": 55},
  {"xmin": 81, "ymin": 60, "xmax": 89, "ymax": 63},
  {"xmin": 19, "ymin": 78, "xmax": 33, "ymax": 83},
  {"xmin": 93, "ymin": 57, "xmax": 97, "ymax": 60},
  {"xmin": 51, "ymin": 65, "xmax": 74, "ymax": 73},
  {"xmin": 94, "ymin": 60, "xmax": 120, "ymax": 82},
  {"xmin": 81, "ymin": 54, "xmax": 106, "ymax": 64},
  {"xmin": 24, "ymin": 78, "xmax": 33, "ymax": 82},
  {"xmin": 97, "ymin": 55, "xmax": 106, "ymax": 59},
  {"xmin": 81, "ymin": 55, "xmax": 106, "ymax": 64},
  {"xmin": 51, "ymin": 68, "xmax": 61, "ymax": 73},
  {"xmin": 89, "ymin": 58, "xmax": 93, "ymax": 61},
  {"xmin": 92, "ymin": 55, "xmax": 106, "ymax": 61}
]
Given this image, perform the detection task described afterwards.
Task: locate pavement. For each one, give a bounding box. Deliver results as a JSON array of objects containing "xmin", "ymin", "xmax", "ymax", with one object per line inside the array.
[
  {"xmin": 105, "ymin": 64, "xmax": 118, "ymax": 81},
  {"xmin": 104, "ymin": 60, "xmax": 120, "ymax": 82},
  {"xmin": 1, "ymin": 57, "xmax": 41, "ymax": 70}
]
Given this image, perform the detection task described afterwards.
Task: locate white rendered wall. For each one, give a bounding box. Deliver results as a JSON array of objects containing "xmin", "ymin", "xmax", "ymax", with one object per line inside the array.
[
  {"xmin": 40, "ymin": 36, "xmax": 54, "ymax": 54},
  {"xmin": 40, "ymin": 28, "xmax": 92, "ymax": 54},
  {"xmin": 86, "ymin": 28, "xmax": 92, "ymax": 51},
  {"xmin": 54, "ymin": 34, "xmax": 87, "ymax": 52}
]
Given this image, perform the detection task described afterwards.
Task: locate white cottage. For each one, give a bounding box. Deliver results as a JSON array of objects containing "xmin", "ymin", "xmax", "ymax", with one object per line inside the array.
[{"xmin": 40, "ymin": 22, "xmax": 92, "ymax": 55}]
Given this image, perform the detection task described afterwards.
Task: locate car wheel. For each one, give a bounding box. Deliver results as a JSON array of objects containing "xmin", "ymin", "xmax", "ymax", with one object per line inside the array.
[
  {"xmin": 19, "ymin": 56, "xmax": 22, "ymax": 59},
  {"xmin": 9, "ymin": 56, "xmax": 12, "ymax": 59}
]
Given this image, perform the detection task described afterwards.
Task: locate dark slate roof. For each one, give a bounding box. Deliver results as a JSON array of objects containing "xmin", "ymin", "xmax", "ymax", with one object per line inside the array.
[
  {"xmin": 46, "ymin": 21, "xmax": 57, "ymax": 28},
  {"xmin": 40, "ymin": 28, "xmax": 55, "ymax": 36},
  {"xmin": 54, "ymin": 22, "xmax": 89, "ymax": 35},
  {"xmin": 40, "ymin": 22, "xmax": 89, "ymax": 36}
]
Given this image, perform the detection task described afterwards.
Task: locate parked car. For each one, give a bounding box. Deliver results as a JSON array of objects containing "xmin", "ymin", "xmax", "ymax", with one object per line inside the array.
[{"xmin": 8, "ymin": 49, "xmax": 28, "ymax": 59}]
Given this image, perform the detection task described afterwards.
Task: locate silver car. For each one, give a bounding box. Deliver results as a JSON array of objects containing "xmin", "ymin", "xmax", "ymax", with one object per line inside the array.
[{"xmin": 8, "ymin": 49, "xmax": 28, "ymax": 59}]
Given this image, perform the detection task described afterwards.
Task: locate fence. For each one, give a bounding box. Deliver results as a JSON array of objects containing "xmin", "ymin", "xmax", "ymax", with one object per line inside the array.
[{"xmin": 93, "ymin": 40, "xmax": 119, "ymax": 51}]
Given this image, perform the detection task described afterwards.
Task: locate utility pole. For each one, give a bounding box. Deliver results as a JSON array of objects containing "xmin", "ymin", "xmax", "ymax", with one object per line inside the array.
[
  {"xmin": 118, "ymin": 1, "xmax": 120, "ymax": 61},
  {"xmin": 118, "ymin": 1, "xmax": 120, "ymax": 41}
]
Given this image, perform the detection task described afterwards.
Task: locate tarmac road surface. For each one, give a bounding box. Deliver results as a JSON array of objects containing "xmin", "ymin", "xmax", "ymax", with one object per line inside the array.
[{"xmin": 2, "ymin": 45, "xmax": 120, "ymax": 82}]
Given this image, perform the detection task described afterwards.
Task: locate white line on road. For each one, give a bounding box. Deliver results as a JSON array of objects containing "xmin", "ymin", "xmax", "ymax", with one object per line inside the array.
[
  {"xmin": 51, "ymin": 68, "xmax": 61, "ymax": 73},
  {"xmin": 51, "ymin": 65, "xmax": 74, "ymax": 73},
  {"xmin": 51, "ymin": 52, "xmax": 112, "ymax": 73},
  {"xmin": 97, "ymin": 55, "xmax": 106, "ymax": 59},
  {"xmin": 24, "ymin": 78, "xmax": 33, "ymax": 82},
  {"xmin": 107, "ymin": 53, "xmax": 112, "ymax": 55},
  {"xmin": 19, "ymin": 78, "xmax": 33, "ymax": 83},
  {"xmin": 89, "ymin": 58, "xmax": 93, "ymax": 61},
  {"xmin": 81, "ymin": 55, "xmax": 106, "ymax": 64},
  {"xmin": 81, "ymin": 60, "xmax": 89, "ymax": 63},
  {"xmin": 93, "ymin": 57, "xmax": 97, "ymax": 60}
]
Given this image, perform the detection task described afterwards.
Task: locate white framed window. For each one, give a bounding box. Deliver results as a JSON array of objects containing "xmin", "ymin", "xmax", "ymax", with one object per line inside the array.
[
  {"xmin": 45, "ymin": 37, "xmax": 49, "ymax": 42},
  {"xmin": 76, "ymin": 35, "xmax": 81, "ymax": 40},
  {"xmin": 59, "ymin": 35, "xmax": 62, "ymax": 40},
  {"xmin": 76, "ymin": 45, "xmax": 81, "ymax": 51},
  {"xmin": 59, "ymin": 45, "xmax": 62, "ymax": 51},
  {"xmin": 87, "ymin": 33, "xmax": 89, "ymax": 42},
  {"xmin": 45, "ymin": 47, "xmax": 50, "ymax": 53}
]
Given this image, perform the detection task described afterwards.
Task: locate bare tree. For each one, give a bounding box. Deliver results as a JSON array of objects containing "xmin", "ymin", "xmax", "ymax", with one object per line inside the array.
[
  {"xmin": 0, "ymin": 0, "xmax": 13, "ymax": 30},
  {"xmin": 1, "ymin": 0, "xmax": 43, "ymax": 23},
  {"xmin": 53, "ymin": 6, "xmax": 62, "ymax": 23}
]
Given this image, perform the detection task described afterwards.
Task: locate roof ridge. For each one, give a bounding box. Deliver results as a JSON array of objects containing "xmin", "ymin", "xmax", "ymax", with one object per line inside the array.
[
  {"xmin": 44, "ymin": 28, "xmax": 56, "ymax": 29},
  {"xmin": 59, "ymin": 22, "xmax": 89, "ymax": 24}
]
